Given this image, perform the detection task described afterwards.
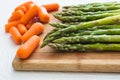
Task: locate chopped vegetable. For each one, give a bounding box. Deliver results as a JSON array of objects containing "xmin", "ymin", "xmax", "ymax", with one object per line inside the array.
[
  {"xmin": 17, "ymin": 24, "xmax": 27, "ymax": 35},
  {"xmin": 16, "ymin": 35, "xmax": 40, "ymax": 59},
  {"xmin": 9, "ymin": 27, "xmax": 22, "ymax": 44}
]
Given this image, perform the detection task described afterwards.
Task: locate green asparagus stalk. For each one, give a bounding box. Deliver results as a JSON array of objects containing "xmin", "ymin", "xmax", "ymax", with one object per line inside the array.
[
  {"xmin": 63, "ymin": 29, "xmax": 120, "ymax": 37},
  {"xmin": 41, "ymin": 14, "xmax": 120, "ymax": 47},
  {"xmin": 53, "ymin": 35, "xmax": 120, "ymax": 44},
  {"xmin": 50, "ymin": 23, "xmax": 120, "ymax": 29},
  {"xmin": 54, "ymin": 12, "xmax": 120, "ymax": 22},
  {"xmin": 49, "ymin": 23, "xmax": 68, "ymax": 28},
  {"xmin": 62, "ymin": 5, "xmax": 120, "ymax": 12},
  {"xmin": 63, "ymin": 2, "xmax": 120, "ymax": 9},
  {"xmin": 56, "ymin": 9, "xmax": 120, "ymax": 16},
  {"xmin": 48, "ymin": 43, "xmax": 120, "ymax": 52}
]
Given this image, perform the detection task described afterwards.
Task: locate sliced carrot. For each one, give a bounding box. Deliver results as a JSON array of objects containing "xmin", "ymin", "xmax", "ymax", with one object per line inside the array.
[
  {"xmin": 21, "ymin": 22, "xmax": 44, "ymax": 42},
  {"xmin": 14, "ymin": 1, "xmax": 33, "ymax": 11},
  {"xmin": 20, "ymin": 5, "xmax": 39, "ymax": 25},
  {"xmin": 42, "ymin": 3, "xmax": 59, "ymax": 12},
  {"xmin": 8, "ymin": 10, "xmax": 24, "ymax": 22},
  {"xmin": 5, "ymin": 20, "xmax": 20, "ymax": 32},
  {"xmin": 9, "ymin": 27, "xmax": 22, "ymax": 44},
  {"xmin": 16, "ymin": 35, "xmax": 40, "ymax": 59},
  {"xmin": 38, "ymin": 6, "xmax": 50, "ymax": 23},
  {"xmin": 17, "ymin": 24, "xmax": 27, "ymax": 35}
]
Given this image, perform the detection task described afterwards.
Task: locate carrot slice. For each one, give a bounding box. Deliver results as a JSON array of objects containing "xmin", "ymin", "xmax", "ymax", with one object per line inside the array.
[
  {"xmin": 38, "ymin": 6, "xmax": 50, "ymax": 23},
  {"xmin": 16, "ymin": 35, "xmax": 40, "ymax": 59},
  {"xmin": 8, "ymin": 10, "xmax": 24, "ymax": 22},
  {"xmin": 42, "ymin": 3, "xmax": 59, "ymax": 12},
  {"xmin": 9, "ymin": 27, "xmax": 22, "ymax": 44},
  {"xmin": 17, "ymin": 24, "xmax": 27, "ymax": 35},
  {"xmin": 20, "ymin": 5, "xmax": 39, "ymax": 25},
  {"xmin": 21, "ymin": 22, "xmax": 44, "ymax": 42},
  {"xmin": 5, "ymin": 20, "xmax": 20, "ymax": 32}
]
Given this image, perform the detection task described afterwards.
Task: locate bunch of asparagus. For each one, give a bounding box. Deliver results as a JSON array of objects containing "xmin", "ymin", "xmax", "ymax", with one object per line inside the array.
[{"xmin": 41, "ymin": 2, "xmax": 120, "ymax": 52}]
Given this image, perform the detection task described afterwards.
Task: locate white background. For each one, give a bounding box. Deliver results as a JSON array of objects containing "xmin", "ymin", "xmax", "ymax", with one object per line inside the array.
[{"xmin": 0, "ymin": 0, "xmax": 120, "ymax": 80}]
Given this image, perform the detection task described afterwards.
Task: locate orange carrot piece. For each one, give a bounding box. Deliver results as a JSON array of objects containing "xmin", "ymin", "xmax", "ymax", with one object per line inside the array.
[
  {"xmin": 38, "ymin": 6, "xmax": 50, "ymax": 23},
  {"xmin": 5, "ymin": 20, "xmax": 20, "ymax": 32},
  {"xmin": 9, "ymin": 27, "xmax": 22, "ymax": 44},
  {"xmin": 16, "ymin": 35, "xmax": 40, "ymax": 59},
  {"xmin": 42, "ymin": 3, "xmax": 59, "ymax": 12},
  {"xmin": 17, "ymin": 24, "xmax": 27, "ymax": 35},
  {"xmin": 8, "ymin": 10, "xmax": 24, "ymax": 22},
  {"xmin": 14, "ymin": 1, "xmax": 33, "ymax": 11},
  {"xmin": 15, "ymin": 6, "xmax": 28, "ymax": 14},
  {"xmin": 21, "ymin": 22, "xmax": 44, "ymax": 42},
  {"xmin": 20, "ymin": 5, "xmax": 39, "ymax": 25},
  {"xmin": 25, "ymin": 19, "xmax": 33, "ymax": 29}
]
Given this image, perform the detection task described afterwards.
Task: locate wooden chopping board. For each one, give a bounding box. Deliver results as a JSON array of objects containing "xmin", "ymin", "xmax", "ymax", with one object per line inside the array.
[{"xmin": 12, "ymin": 12, "xmax": 120, "ymax": 72}]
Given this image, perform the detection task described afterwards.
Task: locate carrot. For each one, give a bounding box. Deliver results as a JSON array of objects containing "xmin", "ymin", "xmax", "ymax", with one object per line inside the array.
[
  {"xmin": 14, "ymin": 1, "xmax": 33, "ymax": 11},
  {"xmin": 8, "ymin": 10, "xmax": 24, "ymax": 22},
  {"xmin": 42, "ymin": 3, "xmax": 59, "ymax": 12},
  {"xmin": 17, "ymin": 24, "xmax": 27, "ymax": 35},
  {"xmin": 38, "ymin": 6, "xmax": 50, "ymax": 23},
  {"xmin": 9, "ymin": 27, "xmax": 22, "ymax": 44},
  {"xmin": 25, "ymin": 19, "xmax": 33, "ymax": 29},
  {"xmin": 20, "ymin": 5, "xmax": 39, "ymax": 25},
  {"xmin": 15, "ymin": 6, "xmax": 27, "ymax": 14},
  {"xmin": 21, "ymin": 22, "xmax": 44, "ymax": 42},
  {"xmin": 16, "ymin": 35, "xmax": 40, "ymax": 59},
  {"xmin": 5, "ymin": 20, "xmax": 20, "ymax": 32}
]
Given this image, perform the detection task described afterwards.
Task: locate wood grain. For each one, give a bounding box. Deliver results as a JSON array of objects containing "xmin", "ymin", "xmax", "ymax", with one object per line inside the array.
[{"xmin": 12, "ymin": 11, "xmax": 120, "ymax": 72}]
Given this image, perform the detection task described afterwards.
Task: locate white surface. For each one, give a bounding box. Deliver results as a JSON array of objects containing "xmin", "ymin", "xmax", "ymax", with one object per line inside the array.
[{"xmin": 0, "ymin": 0, "xmax": 120, "ymax": 80}]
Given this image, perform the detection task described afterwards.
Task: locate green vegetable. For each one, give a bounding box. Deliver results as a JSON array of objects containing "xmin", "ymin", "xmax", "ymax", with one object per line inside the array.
[
  {"xmin": 49, "ymin": 43, "xmax": 120, "ymax": 51},
  {"xmin": 53, "ymin": 35, "xmax": 120, "ymax": 44},
  {"xmin": 54, "ymin": 12, "xmax": 120, "ymax": 22}
]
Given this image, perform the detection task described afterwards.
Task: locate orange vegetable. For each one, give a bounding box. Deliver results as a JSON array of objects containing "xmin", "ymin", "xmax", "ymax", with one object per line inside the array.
[
  {"xmin": 25, "ymin": 19, "xmax": 33, "ymax": 29},
  {"xmin": 20, "ymin": 5, "xmax": 39, "ymax": 25},
  {"xmin": 15, "ymin": 6, "xmax": 28, "ymax": 14},
  {"xmin": 5, "ymin": 20, "xmax": 19, "ymax": 32},
  {"xmin": 21, "ymin": 22, "xmax": 44, "ymax": 42},
  {"xmin": 38, "ymin": 6, "xmax": 50, "ymax": 23},
  {"xmin": 9, "ymin": 27, "xmax": 22, "ymax": 44},
  {"xmin": 14, "ymin": 1, "xmax": 33, "ymax": 11},
  {"xmin": 17, "ymin": 24, "xmax": 27, "ymax": 35},
  {"xmin": 16, "ymin": 35, "xmax": 40, "ymax": 59},
  {"xmin": 8, "ymin": 10, "xmax": 24, "ymax": 22},
  {"xmin": 42, "ymin": 3, "xmax": 59, "ymax": 12}
]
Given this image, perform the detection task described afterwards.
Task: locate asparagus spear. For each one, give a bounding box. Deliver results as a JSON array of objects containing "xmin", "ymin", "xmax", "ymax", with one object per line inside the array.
[
  {"xmin": 62, "ymin": 5, "xmax": 120, "ymax": 12},
  {"xmin": 41, "ymin": 14, "xmax": 120, "ymax": 47},
  {"xmin": 63, "ymin": 2, "xmax": 120, "ymax": 9},
  {"xmin": 49, "ymin": 43, "xmax": 120, "ymax": 52},
  {"xmin": 53, "ymin": 35, "xmax": 120, "ymax": 44},
  {"xmin": 54, "ymin": 12, "xmax": 120, "ymax": 22},
  {"xmin": 63, "ymin": 29, "xmax": 120, "ymax": 37},
  {"xmin": 49, "ymin": 23, "xmax": 68, "ymax": 28},
  {"xmin": 50, "ymin": 23, "xmax": 120, "ymax": 29},
  {"xmin": 56, "ymin": 9, "xmax": 120, "ymax": 16}
]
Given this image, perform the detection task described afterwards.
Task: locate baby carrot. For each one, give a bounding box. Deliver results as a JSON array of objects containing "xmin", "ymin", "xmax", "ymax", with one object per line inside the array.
[
  {"xmin": 17, "ymin": 24, "xmax": 27, "ymax": 35},
  {"xmin": 8, "ymin": 10, "xmax": 24, "ymax": 22},
  {"xmin": 16, "ymin": 6, "xmax": 28, "ymax": 14},
  {"xmin": 9, "ymin": 27, "xmax": 22, "ymax": 44},
  {"xmin": 5, "ymin": 20, "xmax": 20, "ymax": 32},
  {"xmin": 42, "ymin": 3, "xmax": 59, "ymax": 12},
  {"xmin": 16, "ymin": 35, "xmax": 40, "ymax": 59},
  {"xmin": 21, "ymin": 22, "xmax": 44, "ymax": 42},
  {"xmin": 20, "ymin": 5, "xmax": 39, "ymax": 25},
  {"xmin": 14, "ymin": 1, "xmax": 33, "ymax": 11},
  {"xmin": 25, "ymin": 19, "xmax": 33, "ymax": 29},
  {"xmin": 38, "ymin": 6, "xmax": 50, "ymax": 23}
]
